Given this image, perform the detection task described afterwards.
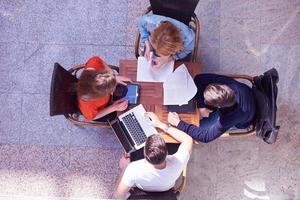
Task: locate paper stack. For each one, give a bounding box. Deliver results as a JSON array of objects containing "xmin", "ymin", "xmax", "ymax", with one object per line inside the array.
[
  {"xmin": 163, "ymin": 64, "xmax": 197, "ymax": 105},
  {"xmin": 136, "ymin": 56, "xmax": 174, "ymax": 82}
]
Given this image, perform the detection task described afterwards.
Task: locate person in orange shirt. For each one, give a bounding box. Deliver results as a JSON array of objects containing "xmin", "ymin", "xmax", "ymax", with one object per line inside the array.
[{"xmin": 77, "ymin": 56, "xmax": 132, "ymax": 121}]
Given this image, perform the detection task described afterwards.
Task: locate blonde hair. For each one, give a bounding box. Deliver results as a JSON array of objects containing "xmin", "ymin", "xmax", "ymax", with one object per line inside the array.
[
  {"xmin": 151, "ymin": 21, "xmax": 183, "ymax": 56},
  {"xmin": 204, "ymin": 84, "xmax": 236, "ymax": 108},
  {"xmin": 77, "ymin": 70, "xmax": 117, "ymax": 100}
]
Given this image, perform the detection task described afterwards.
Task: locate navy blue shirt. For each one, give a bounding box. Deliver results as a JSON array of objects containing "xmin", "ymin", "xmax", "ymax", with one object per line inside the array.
[{"xmin": 177, "ymin": 74, "xmax": 256, "ymax": 143}]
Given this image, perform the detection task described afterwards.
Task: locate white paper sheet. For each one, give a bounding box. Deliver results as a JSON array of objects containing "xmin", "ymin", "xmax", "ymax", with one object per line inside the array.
[
  {"xmin": 137, "ymin": 56, "xmax": 174, "ymax": 82},
  {"xmin": 163, "ymin": 64, "xmax": 197, "ymax": 105}
]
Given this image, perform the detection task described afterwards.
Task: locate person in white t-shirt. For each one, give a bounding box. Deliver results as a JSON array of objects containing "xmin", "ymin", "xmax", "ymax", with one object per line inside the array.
[{"xmin": 113, "ymin": 112, "xmax": 193, "ymax": 200}]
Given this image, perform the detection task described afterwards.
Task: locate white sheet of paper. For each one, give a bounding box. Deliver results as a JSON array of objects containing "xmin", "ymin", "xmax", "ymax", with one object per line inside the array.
[
  {"xmin": 163, "ymin": 64, "xmax": 197, "ymax": 105},
  {"xmin": 137, "ymin": 56, "xmax": 174, "ymax": 82}
]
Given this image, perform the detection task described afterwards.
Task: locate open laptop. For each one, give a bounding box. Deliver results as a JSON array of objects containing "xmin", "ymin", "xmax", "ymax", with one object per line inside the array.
[{"xmin": 109, "ymin": 104, "xmax": 158, "ymax": 153}]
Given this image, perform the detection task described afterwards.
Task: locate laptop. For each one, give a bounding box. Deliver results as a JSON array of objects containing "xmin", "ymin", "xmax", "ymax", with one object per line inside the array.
[{"xmin": 109, "ymin": 104, "xmax": 158, "ymax": 153}]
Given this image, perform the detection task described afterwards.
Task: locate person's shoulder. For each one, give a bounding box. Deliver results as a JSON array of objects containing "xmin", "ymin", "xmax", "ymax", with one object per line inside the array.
[
  {"xmin": 128, "ymin": 159, "xmax": 147, "ymax": 169},
  {"xmin": 168, "ymin": 145, "xmax": 190, "ymax": 163},
  {"xmin": 140, "ymin": 13, "xmax": 165, "ymax": 23}
]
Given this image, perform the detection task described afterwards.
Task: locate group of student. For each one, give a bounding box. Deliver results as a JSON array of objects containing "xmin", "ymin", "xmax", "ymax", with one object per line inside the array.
[{"xmin": 75, "ymin": 13, "xmax": 256, "ymax": 199}]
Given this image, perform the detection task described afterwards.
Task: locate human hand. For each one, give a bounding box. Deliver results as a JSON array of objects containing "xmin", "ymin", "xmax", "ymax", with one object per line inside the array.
[
  {"xmin": 168, "ymin": 112, "xmax": 180, "ymax": 126},
  {"xmin": 144, "ymin": 112, "xmax": 163, "ymax": 128},
  {"xmin": 151, "ymin": 59, "xmax": 164, "ymax": 68},
  {"xmin": 119, "ymin": 153, "xmax": 130, "ymax": 170},
  {"xmin": 116, "ymin": 76, "xmax": 133, "ymax": 86},
  {"xmin": 151, "ymin": 56, "xmax": 171, "ymax": 68},
  {"xmin": 199, "ymin": 108, "xmax": 212, "ymax": 118},
  {"xmin": 112, "ymin": 99, "xmax": 128, "ymax": 111},
  {"xmin": 144, "ymin": 40, "xmax": 151, "ymax": 61}
]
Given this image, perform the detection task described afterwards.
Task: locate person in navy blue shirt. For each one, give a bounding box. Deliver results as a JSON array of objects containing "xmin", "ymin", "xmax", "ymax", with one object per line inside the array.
[{"xmin": 168, "ymin": 74, "xmax": 256, "ymax": 143}]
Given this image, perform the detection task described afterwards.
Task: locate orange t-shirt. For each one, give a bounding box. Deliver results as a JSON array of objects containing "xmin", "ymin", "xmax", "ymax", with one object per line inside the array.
[{"xmin": 78, "ymin": 56, "xmax": 111, "ymax": 120}]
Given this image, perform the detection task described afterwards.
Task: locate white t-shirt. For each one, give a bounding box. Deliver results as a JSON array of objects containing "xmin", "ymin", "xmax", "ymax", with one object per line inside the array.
[{"xmin": 121, "ymin": 144, "xmax": 190, "ymax": 192}]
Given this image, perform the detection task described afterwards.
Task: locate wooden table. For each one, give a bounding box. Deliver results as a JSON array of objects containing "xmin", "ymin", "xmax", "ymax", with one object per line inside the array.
[{"xmin": 119, "ymin": 59, "xmax": 202, "ymax": 143}]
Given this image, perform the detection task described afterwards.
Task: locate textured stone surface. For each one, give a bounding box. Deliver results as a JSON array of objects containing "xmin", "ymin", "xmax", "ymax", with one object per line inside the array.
[
  {"xmin": 179, "ymin": 143, "xmax": 218, "ymax": 200},
  {"xmin": 0, "ymin": 94, "xmax": 22, "ymax": 144},
  {"xmin": 126, "ymin": 0, "xmax": 150, "ymax": 46},
  {"xmin": 197, "ymin": 47, "xmax": 220, "ymax": 72},
  {"xmin": 0, "ymin": 0, "xmax": 299, "ymax": 199},
  {"xmin": 20, "ymin": 94, "xmax": 73, "ymax": 146},
  {"xmin": 74, "ymin": 45, "xmax": 126, "ymax": 67},
  {"xmin": 69, "ymin": 125, "xmax": 122, "ymax": 149},
  {"xmin": 260, "ymin": 0, "xmax": 300, "ymax": 45},
  {"xmin": 195, "ymin": 0, "xmax": 221, "ymax": 49},
  {"xmin": 220, "ymin": 0, "xmax": 260, "ymax": 19},
  {"xmin": 0, "ymin": 144, "xmax": 121, "ymax": 199}
]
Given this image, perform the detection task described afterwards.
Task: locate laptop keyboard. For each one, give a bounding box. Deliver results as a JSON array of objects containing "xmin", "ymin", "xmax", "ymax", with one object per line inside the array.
[{"xmin": 122, "ymin": 113, "xmax": 147, "ymax": 146}]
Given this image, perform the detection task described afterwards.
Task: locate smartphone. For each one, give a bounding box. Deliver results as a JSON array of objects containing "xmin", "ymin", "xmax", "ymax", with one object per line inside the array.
[{"xmin": 123, "ymin": 84, "xmax": 140, "ymax": 105}]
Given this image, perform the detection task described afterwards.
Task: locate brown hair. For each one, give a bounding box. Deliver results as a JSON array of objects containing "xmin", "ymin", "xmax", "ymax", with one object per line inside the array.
[
  {"xmin": 151, "ymin": 21, "xmax": 183, "ymax": 56},
  {"xmin": 77, "ymin": 69, "xmax": 117, "ymax": 100},
  {"xmin": 204, "ymin": 84, "xmax": 236, "ymax": 108},
  {"xmin": 144, "ymin": 134, "xmax": 167, "ymax": 165}
]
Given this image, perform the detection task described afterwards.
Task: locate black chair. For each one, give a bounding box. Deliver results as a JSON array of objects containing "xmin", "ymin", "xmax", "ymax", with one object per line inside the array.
[
  {"xmin": 49, "ymin": 63, "xmax": 119, "ymax": 127},
  {"xmin": 128, "ymin": 143, "xmax": 188, "ymax": 199},
  {"xmin": 135, "ymin": 0, "xmax": 200, "ymax": 62}
]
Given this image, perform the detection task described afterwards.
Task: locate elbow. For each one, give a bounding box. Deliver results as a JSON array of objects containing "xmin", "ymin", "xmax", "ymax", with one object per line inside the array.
[{"xmin": 186, "ymin": 135, "xmax": 193, "ymax": 144}]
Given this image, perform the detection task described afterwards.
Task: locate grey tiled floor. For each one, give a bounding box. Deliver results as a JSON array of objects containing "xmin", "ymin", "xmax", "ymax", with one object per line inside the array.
[{"xmin": 0, "ymin": 0, "xmax": 299, "ymax": 200}]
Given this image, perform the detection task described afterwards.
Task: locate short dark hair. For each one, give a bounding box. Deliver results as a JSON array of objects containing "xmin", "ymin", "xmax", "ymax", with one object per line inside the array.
[
  {"xmin": 144, "ymin": 135, "xmax": 167, "ymax": 165},
  {"xmin": 204, "ymin": 84, "xmax": 236, "ymax": 108}
]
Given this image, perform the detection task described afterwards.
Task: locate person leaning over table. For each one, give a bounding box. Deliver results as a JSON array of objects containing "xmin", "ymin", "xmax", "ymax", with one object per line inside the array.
[
  {"xmin": 167, "ymin": 74, "xmax": 256, "ymax": 143},
  {"xmin": 137, "ymin": 13, "xmax": 195, "ymax": 68},
  {"xmin": 77, "ymin": 56, "xmax": 132, "ymax": 121},
  {"xmin": 113, "ymin": 112, "xmax": 193, "ymax": 200}
]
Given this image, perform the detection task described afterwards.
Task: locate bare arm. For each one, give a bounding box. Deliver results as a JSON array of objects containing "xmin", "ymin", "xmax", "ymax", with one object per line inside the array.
[
  {"xmin": 93, "ymin": 105, "xmax": 116, "ymax": 120},
  {"xmin": 158, "ymin": 123, "xmax": 193, "ymax": 155},
  {"xmin": 93, "ymin": 99, "xmax": 128, "ymax": 120},
  {"xmin": 113, "ymin": 155, "xmax": 131, "ymax": 200},
  {"xmin": 145, "ymin": 112, "xmax": 193, "ymax": 154},
  {"xmin": 114, "ymin": 181, "xmax": 131, "ymax": 200}
]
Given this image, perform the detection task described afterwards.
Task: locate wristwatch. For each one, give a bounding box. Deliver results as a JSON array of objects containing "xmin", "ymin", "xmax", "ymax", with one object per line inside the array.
[{"xmin": 162, "ymin": 123, "xmax": 172, "ymax": 132}]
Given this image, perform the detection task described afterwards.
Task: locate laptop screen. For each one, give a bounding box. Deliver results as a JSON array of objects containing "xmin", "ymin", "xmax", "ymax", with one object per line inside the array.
[{"xmin": 110, "ymin": 119, "xmax": 134, "ymax": 153}]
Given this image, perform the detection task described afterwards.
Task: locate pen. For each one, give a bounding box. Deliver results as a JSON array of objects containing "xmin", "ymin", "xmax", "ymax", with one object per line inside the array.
[{"xmin": 149, "ymin": 51, "xmax": 153, "ymax": 63}]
